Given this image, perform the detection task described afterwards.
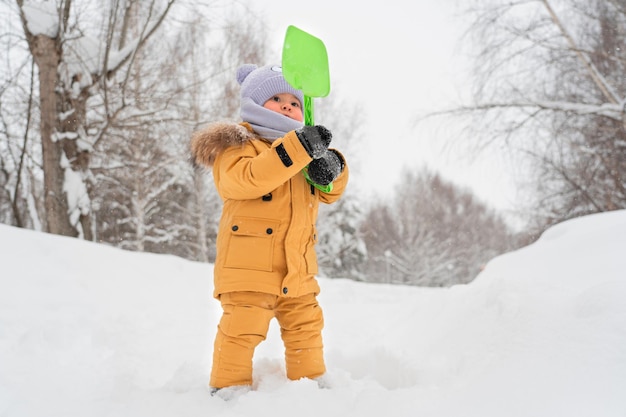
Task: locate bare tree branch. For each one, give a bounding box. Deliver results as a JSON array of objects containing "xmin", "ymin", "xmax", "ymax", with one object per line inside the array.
[
  {"xmin": 105, "ymin": 0, "xmax": 176, "ymax": 77},
  {"xmin": 425, "ymin": 99, "xmax": 623, "ymax": 121},
  {"xmin": 541, "ymin": 0, "xmax": 621, "ymax": 104},
  {"xmin": 11, "ymin": 58, "xmax": 35, "ymax": 228}
]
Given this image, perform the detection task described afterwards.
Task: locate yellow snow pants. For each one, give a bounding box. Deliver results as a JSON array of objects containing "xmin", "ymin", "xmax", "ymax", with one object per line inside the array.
[{"xmin": 209, "ymin": 291, "xmax": 326, "ymax": 389}]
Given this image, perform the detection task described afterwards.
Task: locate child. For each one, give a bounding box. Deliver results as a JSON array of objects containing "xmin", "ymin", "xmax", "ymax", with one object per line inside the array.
[{"xmin": 190, "ymin": 64, "xmax": 349, "ymax": 396}]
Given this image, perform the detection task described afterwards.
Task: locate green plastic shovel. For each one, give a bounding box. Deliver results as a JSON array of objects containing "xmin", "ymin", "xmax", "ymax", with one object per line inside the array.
[
  {"xmin": 282, "ymin": 25, "xmax": 333, "ymax": 192},
  {"xmin": 282, "ymin": 25, "xmax": 330, "ymax": 127}
]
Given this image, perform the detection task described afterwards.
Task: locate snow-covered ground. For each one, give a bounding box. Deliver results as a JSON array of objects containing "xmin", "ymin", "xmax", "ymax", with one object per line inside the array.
[{"xmin": 1, "ymin": 210, "xmax": 625, "ymax": 417}]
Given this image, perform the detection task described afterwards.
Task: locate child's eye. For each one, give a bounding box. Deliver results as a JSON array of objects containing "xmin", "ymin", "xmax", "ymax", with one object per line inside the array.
[
  {"xmin": 292, "ymin": 102, "xmax": 300, "ymax": 108},
  {"xmin": 272, "ymin": 96, "xmax": 280, "ymax": 102}
]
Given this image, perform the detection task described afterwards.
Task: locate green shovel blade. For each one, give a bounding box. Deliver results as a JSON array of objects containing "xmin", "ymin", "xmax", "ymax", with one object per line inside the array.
[{"xmin": 282, "ymin": 25, "xmax": 330, "ymax": 126}]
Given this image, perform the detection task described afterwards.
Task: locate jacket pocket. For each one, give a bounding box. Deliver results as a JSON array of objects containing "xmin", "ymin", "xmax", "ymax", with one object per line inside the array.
[
  {"xmin": 224, "ymin": 217, "xmax": 280, "ymax": 272},
  {"xmin": 304, "ymin": 225, "xmax": 319, "ymax": 275}
]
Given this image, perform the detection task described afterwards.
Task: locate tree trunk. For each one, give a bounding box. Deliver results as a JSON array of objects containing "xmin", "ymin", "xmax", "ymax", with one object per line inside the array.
[{"xmin": 30, "ymin": 35, "xmax": 76, "ymax": 237}]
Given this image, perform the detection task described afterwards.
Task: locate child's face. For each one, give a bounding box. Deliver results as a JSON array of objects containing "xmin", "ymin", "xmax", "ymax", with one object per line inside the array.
[{"xmin": 263, "ymin": 93, "xmax": 303, "ymax": 122}]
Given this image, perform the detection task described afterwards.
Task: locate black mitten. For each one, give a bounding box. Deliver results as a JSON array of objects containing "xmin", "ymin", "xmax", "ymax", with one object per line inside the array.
[
  {"xmin": 307, "ymin": 150, "xmax": 345, "ymax": 186},
  {"xmin": 295, "ymin": 125, "xmax": 332, "ymax": 159}
]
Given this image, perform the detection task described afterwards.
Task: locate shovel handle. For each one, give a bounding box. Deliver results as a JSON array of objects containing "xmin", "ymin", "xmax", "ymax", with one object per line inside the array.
[
  {"xmin": 301, "ymin": 95, "xmax": 333, "ymax": 192},
  {"xmin": 304, "ymin": 96, "xmax": 313, "ymax": 126}
]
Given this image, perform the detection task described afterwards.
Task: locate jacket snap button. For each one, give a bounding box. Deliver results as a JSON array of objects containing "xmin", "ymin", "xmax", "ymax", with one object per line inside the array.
[
  {"xmin": 282, "ymin": 287, "xmax": 288, "ymax": 294},
  {"xmin": 232, "ymin": 225, "xmax": 238, "ymax": 231},
  {"xmin": 266, "ymin": 228, "xmax": 273, "ymax": 235}
]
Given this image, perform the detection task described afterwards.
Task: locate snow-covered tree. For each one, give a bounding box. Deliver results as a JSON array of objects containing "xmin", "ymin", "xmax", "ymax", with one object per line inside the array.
[
  {"xmin": 12, "ymin": 0, "xmax": 176, "ymax": 239},
  {"xmin": 317, "ymin": 191, "xmax": 367, "ymax": 281}
]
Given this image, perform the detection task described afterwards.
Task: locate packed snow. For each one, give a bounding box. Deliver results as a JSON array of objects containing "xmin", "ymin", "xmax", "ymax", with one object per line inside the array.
[
  {"xmin": 20, "ymin": 1, "xmax": 58, "ymax": 38},
  {"xmin": 1, "ymin": 210, "xmax": 625, "ymax": 417}
]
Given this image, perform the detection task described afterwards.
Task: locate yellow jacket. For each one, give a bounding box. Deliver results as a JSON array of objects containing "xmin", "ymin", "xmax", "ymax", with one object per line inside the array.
[{"xmin": 191, "ymin": 122, "xmax": 349, "ymax": 298}]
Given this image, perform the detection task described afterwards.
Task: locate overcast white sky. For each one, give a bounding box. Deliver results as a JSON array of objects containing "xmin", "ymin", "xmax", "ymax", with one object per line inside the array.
[{"xmin": 232, "ymin": 0, "xmax": 519, "ymax": 216}]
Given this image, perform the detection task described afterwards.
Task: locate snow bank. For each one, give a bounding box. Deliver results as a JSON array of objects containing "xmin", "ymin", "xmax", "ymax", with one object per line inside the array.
[{"xmin": 1, "ymin": 210, "xmax": 625, "ymax": 416}]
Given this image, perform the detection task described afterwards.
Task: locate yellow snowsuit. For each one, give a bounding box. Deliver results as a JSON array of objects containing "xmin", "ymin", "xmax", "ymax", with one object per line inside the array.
[{"xmin": 191, "ymin": 122, "xmax": 349, "ymax": 388}]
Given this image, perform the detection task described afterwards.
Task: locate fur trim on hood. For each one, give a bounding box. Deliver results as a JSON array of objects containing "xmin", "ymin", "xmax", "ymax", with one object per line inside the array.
[{"xmin": 190, "ymin": 122, "xmax": 256, "ymax": 167}]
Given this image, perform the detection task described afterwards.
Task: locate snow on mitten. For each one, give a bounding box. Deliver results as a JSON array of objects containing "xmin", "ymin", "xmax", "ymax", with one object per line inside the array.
[
  {"xmin": 295, "ymin": 125, "xmax": 333, "ymax": 159},
  {"xmin": 307, "ymin": 149, "xmax": 344, "ymax": 186}
]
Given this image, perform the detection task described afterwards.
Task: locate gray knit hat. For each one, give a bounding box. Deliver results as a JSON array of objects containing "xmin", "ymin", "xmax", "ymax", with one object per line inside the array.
[{"xmin": 237, "ymin": 64, "xmax": 304, "ymax": 107}]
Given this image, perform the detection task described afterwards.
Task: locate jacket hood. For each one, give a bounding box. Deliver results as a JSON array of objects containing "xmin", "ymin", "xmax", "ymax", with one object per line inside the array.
[{"xmin": 190, "ymin": 122, "xmax": 256, "ymax": 167}]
